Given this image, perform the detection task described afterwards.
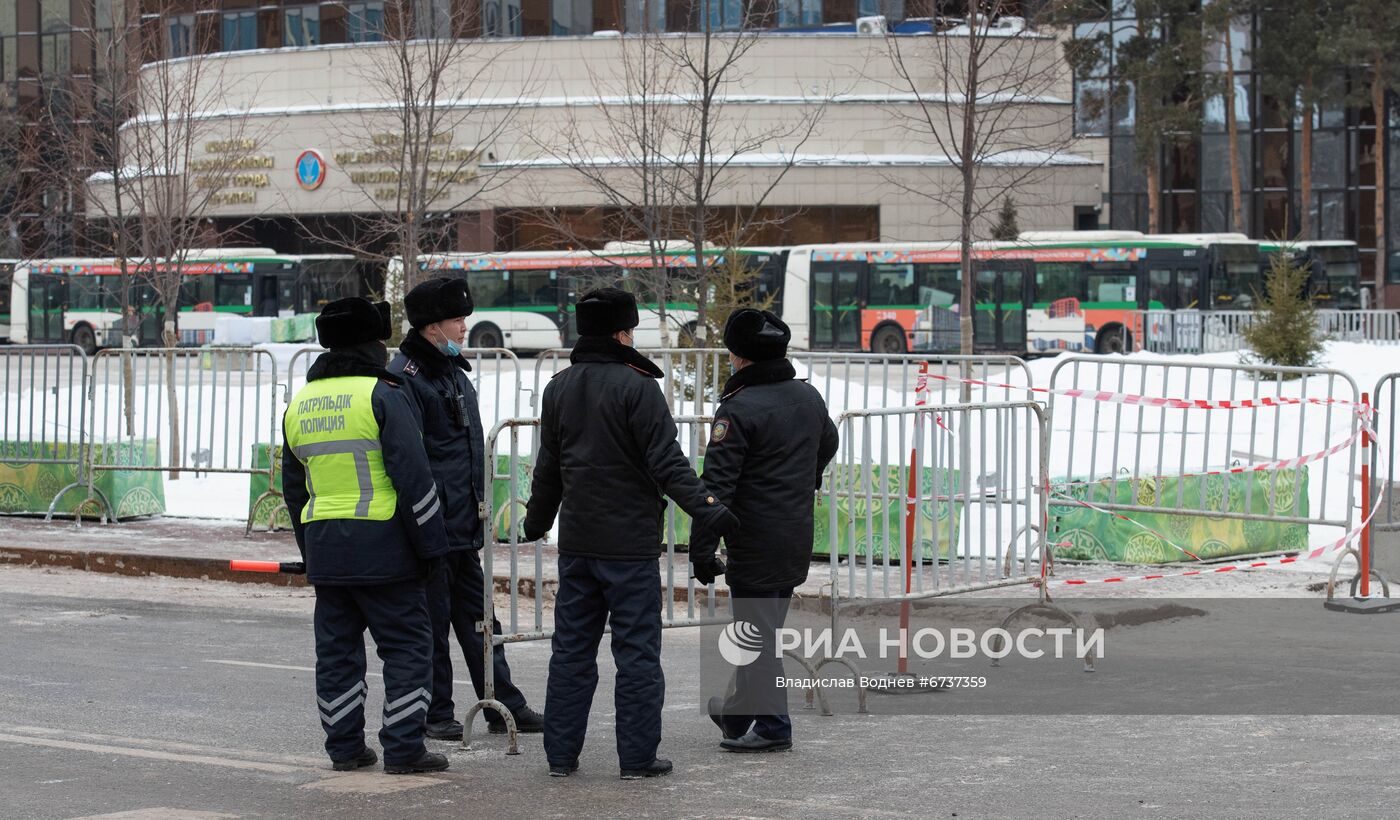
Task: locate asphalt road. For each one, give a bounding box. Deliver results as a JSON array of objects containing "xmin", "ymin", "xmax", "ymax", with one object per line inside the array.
[{"xmin": 0, "ymin": 565, "xmax": 1393, "ymax": 820}]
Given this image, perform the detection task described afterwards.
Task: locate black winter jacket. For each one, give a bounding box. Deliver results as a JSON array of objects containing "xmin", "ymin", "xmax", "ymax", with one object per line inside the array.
[
  {"xmin": 281, "ymin": 343, "xmax": 451, "ymax": 585},
  {"xmin": 523, "ymin": 337, "xmax": 739, "ymax": 559},
  {"xmin": 690, "ymin": 359, "xmax": 839, "ymax": 591},
  {"xmin": 388, "ymin": 330, "xmax": 487, "ymax": 551}
]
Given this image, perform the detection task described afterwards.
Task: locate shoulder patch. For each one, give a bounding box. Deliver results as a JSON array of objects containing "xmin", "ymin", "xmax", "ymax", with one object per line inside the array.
[
  {"xmin": 403, "ymin": 360, "xmax": 420, "ymax": 376},
  {"xmin": 379, "ymin": 378, "xmax": 400, "ymax": 388},
  {"xmin": 711, "ymin": 419, "xmax": 730, "ymax": 443}
]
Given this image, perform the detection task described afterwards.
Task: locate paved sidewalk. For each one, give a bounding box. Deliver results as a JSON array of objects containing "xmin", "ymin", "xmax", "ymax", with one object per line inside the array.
[{"xmin": 0, "ymin": 513, "xmax": 1341, "ymax": 601}]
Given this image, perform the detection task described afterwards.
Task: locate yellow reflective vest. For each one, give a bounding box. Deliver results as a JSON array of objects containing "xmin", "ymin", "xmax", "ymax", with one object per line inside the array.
[{"xmin": 284, "ymin": 376, "xmax": 399, "ymax": 522}]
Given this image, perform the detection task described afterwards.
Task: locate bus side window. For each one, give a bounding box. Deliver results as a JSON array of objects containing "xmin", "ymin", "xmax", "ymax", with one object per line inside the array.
[
  {"xmin": 513, "ymin": 268, "xmax": 555, "ymax": 307},
  {"xmin": 917, "ymin": 264, "xmax": 960, "ymax": 307},
  {"xmin": 468, "ymin": 270, "xmax": 509, "ymax": 308},
  {"xmin": 869, "ymin": 264, "xmax": 917, "ymax": 306},
  {"xmin": 1035, "ymin": 263, "xmax": 1080, "ymax": 304}
]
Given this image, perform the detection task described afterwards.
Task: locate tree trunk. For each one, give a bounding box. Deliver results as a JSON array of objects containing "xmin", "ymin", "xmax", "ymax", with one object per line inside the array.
[
  {"xmin": 1299, "ymin": 70, "xmax": 1315, "ymax": 239},
  {"xmin": 1147, "ymin": 159, "xmax": 1162, "ymax": 234},
  {"xmin": 163, "ymin": 345, "xmax": 181, "ymax": 481},
  {"xmin": 1223, "ymin": 20, "xmax": 1244, "ymax": 233},
  {"xmin": 1374, "ymin": 64, "xmax": 1388, "ymax": 308}
]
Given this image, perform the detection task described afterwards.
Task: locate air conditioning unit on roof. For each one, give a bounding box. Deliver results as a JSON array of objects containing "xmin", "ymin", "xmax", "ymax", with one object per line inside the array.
[{"xmin": 856, "ymin": 15, "xmax": 887, "ymax": 34}]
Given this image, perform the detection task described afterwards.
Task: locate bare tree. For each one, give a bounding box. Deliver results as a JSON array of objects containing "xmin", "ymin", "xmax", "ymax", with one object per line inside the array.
[
  {"xmin": 83, "ymin": 0, "xmax": 267, "ymax": 475},
  {"xmin": 301, "ymin": 1, "xmax": 534, "ymax": 333},
  {"xmin": 882, "ymin": 8, "xmax": 1088, "ymax": 355},
  {"xmin": 527, "ymin": 29, "xmax": 692, "ymax": 348},
  {"xmin": 658, "ymin": 17, "xmax": 825, "ymax": 343}
]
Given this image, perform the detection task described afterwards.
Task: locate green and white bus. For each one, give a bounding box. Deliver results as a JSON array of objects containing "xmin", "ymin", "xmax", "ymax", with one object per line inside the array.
[
  {"xmin": 8, "ymin": 249, "xmax": 359, "ymax": 352},
  {"xmin": 409, "ymin": 247, "xmax": 784, "ymax": 352},
  {"xmin": 0, "ymin": 259, "xmax": 16, "ymax": 341},
  {"xmin": 1259, "ymin": 239, "xmax": 1362, "ymax": 309}
]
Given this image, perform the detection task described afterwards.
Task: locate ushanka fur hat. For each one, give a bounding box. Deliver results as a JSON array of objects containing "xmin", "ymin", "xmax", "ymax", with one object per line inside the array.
[
  {"xmin": 405, "ymin": 276, "xmax": 474, "ymax": 329},
  {"xmin": 316, "ymin": 297, "xmax": 392, "ymax": 349},
  {"xmin": 575, "ymin": 287, "xmax": 640, "ymax": 336},
  {"xmin": 723, "ymin": 308, "xmax": 790, "ymax": 361}
]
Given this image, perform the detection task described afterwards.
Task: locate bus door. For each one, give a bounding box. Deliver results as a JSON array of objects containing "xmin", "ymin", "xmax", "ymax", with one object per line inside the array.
[
  {"xmin": 810, "ymin": 261, "xmax": 863, "ymax": 350},
  {"xmin": 1145, "ymin": 263, "xmax": 1201, "ymax": 351},
  {"xmin": 27, "ymin": 272, "xmax": 65, "ymax": 343},
  {"xmin": 972, "ymin": 260, "xmax": 1029, "ymax": 353},
  {"xmin": 253, "ymin": 273, "xmax": 283, "ymax": 317}
]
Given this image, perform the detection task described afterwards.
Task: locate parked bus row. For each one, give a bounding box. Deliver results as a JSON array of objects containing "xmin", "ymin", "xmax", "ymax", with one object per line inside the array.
[{"xmin": 0, "ymin": 232, "xmax": 1364, "ymax": 357}]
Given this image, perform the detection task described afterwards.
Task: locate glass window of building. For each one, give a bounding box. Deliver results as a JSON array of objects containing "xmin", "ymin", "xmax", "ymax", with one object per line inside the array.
[
  {"xmin": 167, "ymin": 15, "xmax": 195, "ymax": 58},
  {"xmin": 223, "ymin": 11, "xmax": 257, "ymax": 51},
  {"xmin": 284, "ymin": 6, "xmax": 321, "ymax": 46},
  {"xmin": 346, "ymin": 2, "xmax": 386, "ymax": 42}
]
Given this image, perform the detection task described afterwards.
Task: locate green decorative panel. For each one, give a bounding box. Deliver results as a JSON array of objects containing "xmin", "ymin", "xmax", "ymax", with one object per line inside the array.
[
  {"xmin": 0, "ymin": 439, "xmax": 165, "ymax": 519},
  {"xmin": 1049, "ymin": 468, "xmax": 1310, "ymax": 564}
]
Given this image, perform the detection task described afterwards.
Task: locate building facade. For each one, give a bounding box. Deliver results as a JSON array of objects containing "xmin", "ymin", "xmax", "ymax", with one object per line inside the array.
[
  {"xmin": 62, "ymin": 2, "xmax": 1102, "ymax": 255},
  {"xmin": 1070, "ymin": 7, "xmax": 1399, "ymax": 306}
]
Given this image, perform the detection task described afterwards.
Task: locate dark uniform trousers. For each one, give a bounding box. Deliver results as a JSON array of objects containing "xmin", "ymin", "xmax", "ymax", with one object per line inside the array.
[
  {"xmin": 721, "ymin": 587, "xmax": 795, "ymax": 742},
  {"xmin": 544, "ymin": 555, "xmax": 664, "ymax": 768},
  {"xmin": 313, "ymin": 580, "xmax": 434, "ymax": 765},
  {"xmin": 426, "ymin": 550, "xmax": 527, "ymax": 723}
]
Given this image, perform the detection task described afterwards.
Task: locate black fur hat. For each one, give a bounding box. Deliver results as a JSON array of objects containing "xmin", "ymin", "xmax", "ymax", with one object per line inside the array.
[
  {"xmin": 723, "ymin": 308, "xmax": 790, "ymax": 361},
  {"xmin": 405, "ymin": 276, "xmax": 474, "ymax": 329},
  {"xmin": 575, "ymin": 288, "xmax": 640, "ymax": 337},
  {"xmin": 316, "ymin": 297, "xmax": 392, "ymax": 349}
]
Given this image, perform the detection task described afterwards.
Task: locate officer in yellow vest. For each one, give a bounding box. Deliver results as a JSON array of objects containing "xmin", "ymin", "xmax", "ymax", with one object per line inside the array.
[{"xmin": 282, "ymin": 297, "xmax": 452, "ymax": 775}]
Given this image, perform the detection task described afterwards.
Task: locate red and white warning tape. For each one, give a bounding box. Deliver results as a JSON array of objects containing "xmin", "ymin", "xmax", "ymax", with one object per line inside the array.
[
  {"xmin": 1052, "ymin": 425, "xmax": 1363, "ymax": 490},
  {"xmin": 918, "ymin": 371, "xmax": 1368, "ymax": 414}
]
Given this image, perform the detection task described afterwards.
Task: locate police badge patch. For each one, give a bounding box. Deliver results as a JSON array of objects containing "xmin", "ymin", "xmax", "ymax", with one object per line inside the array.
[{"xmin": 711, "ymin": 420, "xmax": 729, "ymax": 443}]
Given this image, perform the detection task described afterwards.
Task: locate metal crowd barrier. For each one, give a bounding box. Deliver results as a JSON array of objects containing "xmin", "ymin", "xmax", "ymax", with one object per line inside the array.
[
  {"xmin": 532, "ymin": 347, "xmax": 1034, "ymax": 418},
  {"xmin": 1046, "ymin": 357, "xmax": 1361, "ymax": 549},
  {"xmin": 87, "ymin": 347, "xmax": 281, "ymax": 532},
  {"xmin": 284, "ymin": 345, "xmax": 523, "ymax": 430},
  {"xmin": 825, "ymin": 401, "xmax": 1049, "ymax": 601},
  {"xmin": 1374, "ymin": 374, "xmax": 1399, "ymax": 536},
  {"xmin": 1136, "ymin": 309, "xmax": 1400, "ymax": 354},
  {"xmin": 0, "ymin": 345, "xmax": 94, "ymax": 520}
]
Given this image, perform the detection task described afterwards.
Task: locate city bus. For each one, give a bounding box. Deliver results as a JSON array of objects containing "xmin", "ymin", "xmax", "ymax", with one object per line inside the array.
[
  {"xmin": 778, "ymin": 232, "xmax": 1268, "ymax": 355},
  {"xmin": 410, "ymin": 247, "xmax": 785, "ymax": 352},
  {"xmin": 1259, "ymin": 240, "xmax": 1362, "ymax": 309},
  {"xmin": 8, "ymin": 250, "xmax": 359, "ymax": 352},
  {"xmin": 0, "ymin": 259, "xmax": 15, "ymax": 341}
]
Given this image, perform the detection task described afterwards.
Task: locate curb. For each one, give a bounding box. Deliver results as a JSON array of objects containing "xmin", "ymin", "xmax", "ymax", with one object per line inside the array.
[{"xmin": 0, "ymin": 545, "xmax": 728, "ymax": 606}]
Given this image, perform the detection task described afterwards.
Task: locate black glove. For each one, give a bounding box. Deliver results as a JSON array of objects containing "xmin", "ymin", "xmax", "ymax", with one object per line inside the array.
[
  {"xmin": 692, "ymin": 554, "xmax": 726, "ymax": 586},
  {"xmin": 706, "ymin": 506, "xmax": 741, "ymax": 540},
  {"xmin": 521, "ymin": 525, "xmax": 546, "ymax": 543}
]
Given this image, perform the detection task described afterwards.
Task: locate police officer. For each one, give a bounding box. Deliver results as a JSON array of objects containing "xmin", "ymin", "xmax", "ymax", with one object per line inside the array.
[
  {"xmin": 523, "ymin": 287, "xmax": 740, "ymax": 780},
  {"xmin": 691, "ymin": 308, "xmax": 839, "ymax": 753},
  {"xmin": 388, "ymin": 276, "xmax": 543, "ymax": 740},
  {"xmin": 282, "ymin": 297, "xmax": 450, "ymax": 774}
]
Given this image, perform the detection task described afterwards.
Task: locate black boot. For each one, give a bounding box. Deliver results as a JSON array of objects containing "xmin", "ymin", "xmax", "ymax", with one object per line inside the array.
[
  {"xmin": 426, "ymin": 719, "xmax": 464, "ymax": 740},
  {"xmin": 331, "ymin": 747, "xmax": 378, "ymax": 772},
  {"xmin": 548, "ymin": 760, "xmax": 579, "ymax": 777},
  {"xmin": 619, "ymin": 758, "xmax": 673, "ymax": 780},
  {"xmin": 384, "ymin": 750, "xmax": 450, "ymax": 774},
  {"xmin": 487, "ymin": 705, "xmax": 545, "ymax": 734}
]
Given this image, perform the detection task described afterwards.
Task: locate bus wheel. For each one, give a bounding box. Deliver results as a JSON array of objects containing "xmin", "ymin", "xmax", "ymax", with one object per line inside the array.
[
  {"xmin": 871, "ymin": 324, "xmax": 908, "ymax": 355},
  {"xmin": 1094, "ymin": 326, "xmax": 1127, "ymax": 355},
  {"xmin": 469, "ymin": 323, "xmax": 503, "ymax": 349},
  {"xmin": 71, "ymin": 324, "xmax": 97, "ymax": 356}
]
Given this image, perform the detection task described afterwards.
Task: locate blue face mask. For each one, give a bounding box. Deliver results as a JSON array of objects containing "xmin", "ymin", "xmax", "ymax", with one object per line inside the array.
[{"xmin": 431, "ymin": 328, "xmax": 461, "ymax": 357}]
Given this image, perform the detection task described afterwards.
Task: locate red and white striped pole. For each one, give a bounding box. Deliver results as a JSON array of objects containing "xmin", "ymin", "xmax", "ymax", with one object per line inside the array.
[
  {"xmin": 897, "ymin": 362, "xmax": 930, "ymax": 676},
  {"xmin": 1360, "ymin": 392, "xmax": 1372, "ymax": 599}
]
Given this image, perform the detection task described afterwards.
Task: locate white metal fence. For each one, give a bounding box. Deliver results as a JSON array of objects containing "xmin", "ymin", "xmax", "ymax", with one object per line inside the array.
[{"xmin": 1136, "ymin": 309, "xmax": 1400, "ymax": 354}]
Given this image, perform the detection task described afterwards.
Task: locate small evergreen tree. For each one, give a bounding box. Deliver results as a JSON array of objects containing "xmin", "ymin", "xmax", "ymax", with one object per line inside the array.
[
  {"xmin": 1241, "ymin": 252, "xmax": 1324, "ymax": 371},
  {"xmin": 991, "ymin": 197, "xmax": 1020, "ymax": 241}
]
